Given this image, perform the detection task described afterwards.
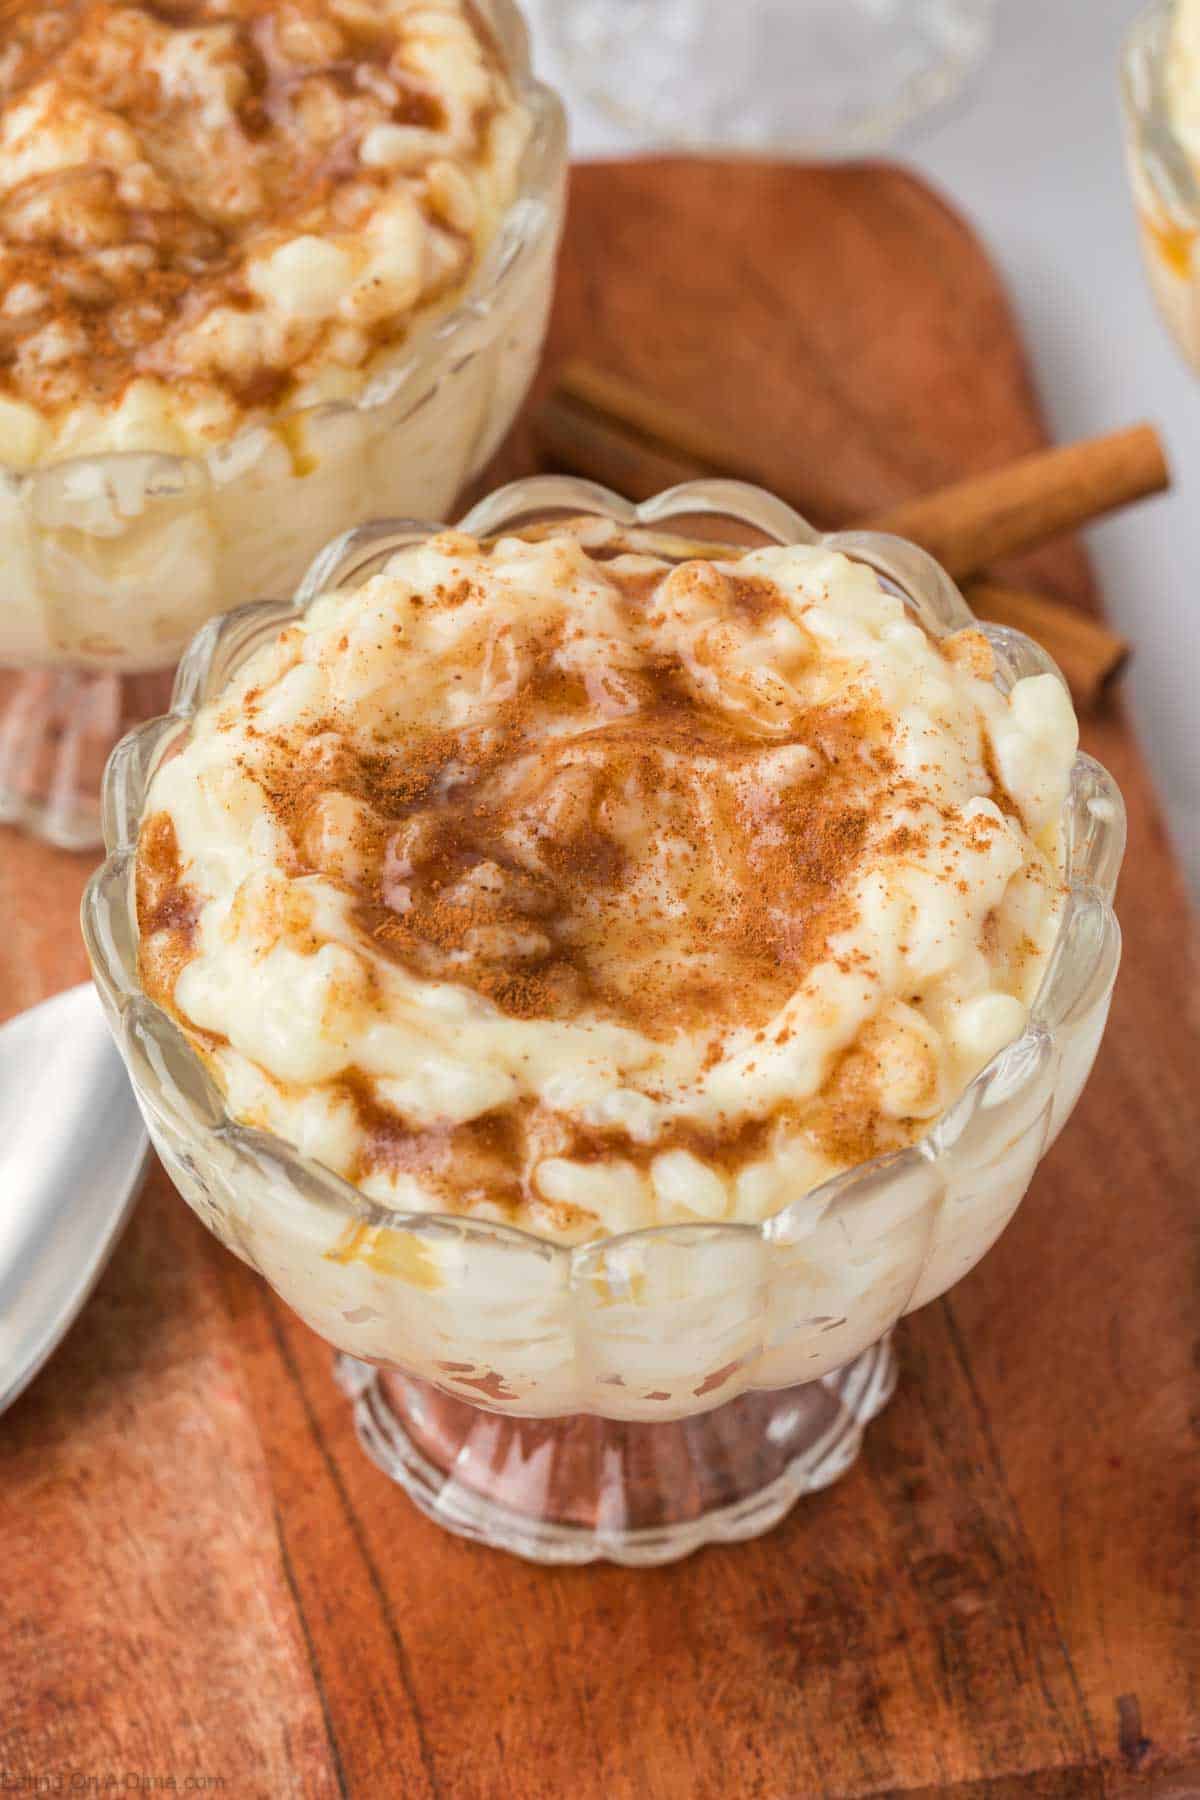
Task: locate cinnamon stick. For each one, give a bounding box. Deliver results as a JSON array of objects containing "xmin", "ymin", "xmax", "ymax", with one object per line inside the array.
[
  {"xmin": 557, "ymin": 360, "xmax": 775, "ymax": 490},
  {"xmin": 537, "ymin": 392, "xmax": 704, "ymax": 502},
  {"xmin": 868, "ymin": 425, "xmax": 1169, "ymax": 580}
]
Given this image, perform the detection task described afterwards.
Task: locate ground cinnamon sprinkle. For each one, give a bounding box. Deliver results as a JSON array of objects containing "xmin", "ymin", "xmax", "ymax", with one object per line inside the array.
[
  {"xmin": 136, "ymin": 810, "xmax": 201, "ymax": 1001},
  {"xmin": 335, "ymin": 1069, "xmax": 525, "ymax": 1211},
  {"xmin": 728, "ymin": 574, "xmax": 782, "ymax": 624},
  {"xmin": 236, "ymin": 556, "xmax": 912, "ymax": 1048},
  {"xmin": 328, "ymin": 1065, "xmax": 790, "ymax": 1206},
  {"xmin": 980, "ymin": 735, "xmax": 1022, "ymax": 822}
]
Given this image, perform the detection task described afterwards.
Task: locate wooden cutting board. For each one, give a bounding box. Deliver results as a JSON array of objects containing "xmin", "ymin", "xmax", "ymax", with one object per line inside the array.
[{"xmin": 1, "ymin": 162, "xmax": 1197, "ymax": 1800}]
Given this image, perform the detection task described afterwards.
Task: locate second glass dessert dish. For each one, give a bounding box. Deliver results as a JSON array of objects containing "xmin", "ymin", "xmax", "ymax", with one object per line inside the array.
[
  {"xmin": 1123, "ymin": 0, "xmax": 1200, "ymax": 368},
  {"xmin": 83, "ymin": 476, "xmax": 1125, "ymax": 1566},
  {"xmin": 0, "ymin": 0, "xmax": 565, "ymax": 847},
  {"xmin": 539, "ymin": 0, "xmax": 996, "ymax": 155}
]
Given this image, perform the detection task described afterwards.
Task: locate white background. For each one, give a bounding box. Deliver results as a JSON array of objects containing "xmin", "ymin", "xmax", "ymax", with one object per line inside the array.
[{"xmin": 525, "ymin": 0, "xmax": 1200, "ymax": 896}]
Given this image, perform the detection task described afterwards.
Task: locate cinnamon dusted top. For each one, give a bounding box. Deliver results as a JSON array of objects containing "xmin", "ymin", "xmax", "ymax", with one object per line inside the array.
[
  {"xmin": 136, "ymin": 522, "xmax": 1078, "ymax": 1243},
  {"xmin": 0, "ymin": 0, "xmax": 528, "ymax": 461},
  {"xmin": 251, "ymin": 649, "xmax": 891, "ymax": 1039}
]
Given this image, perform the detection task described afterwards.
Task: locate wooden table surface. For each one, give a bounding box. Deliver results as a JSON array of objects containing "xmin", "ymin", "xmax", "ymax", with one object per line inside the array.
[{"xmin": 1, "ymin": 162, "xmax": 1197, "ymax": 1800}]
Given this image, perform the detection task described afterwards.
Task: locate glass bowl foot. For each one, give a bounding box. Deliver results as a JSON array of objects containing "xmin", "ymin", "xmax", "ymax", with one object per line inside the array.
[
  {"xmin": 0, "ymin": 666, "xmax": 175, "ymax": 849},
  {"xmin": 336, "ymin": 1336, "xmax": 897, "ymax": 1566}
]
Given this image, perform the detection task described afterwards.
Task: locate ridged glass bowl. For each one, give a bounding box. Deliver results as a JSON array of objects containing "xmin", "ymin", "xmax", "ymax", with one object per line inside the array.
[
  {"xmin": 1122, "ymin": 0, "xmax": 1200, "ymax": 369},
  {"xmin": 0, "ymin": 0, "xmax": 566, "ymax": 850},
  {"xmin": 537, "ymin": 0, "xmax": 996, "ymax": 155},
  {"xmin": 82, "ymin": 476, "xmax": 1125, "ymax": 1566}
]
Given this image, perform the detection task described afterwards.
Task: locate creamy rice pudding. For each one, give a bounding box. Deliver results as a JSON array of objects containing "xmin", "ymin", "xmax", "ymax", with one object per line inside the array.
[
  {"xmin": 0, "ymin": 0, "xmax": 529, "ymax": 459},
  {"xmin": 0, "ymin": 0, "xmax": 558, "ymax": 670},
  {"xmin": 136, "ymin": 520, "xmax": 1078, "ymax": 1245}
]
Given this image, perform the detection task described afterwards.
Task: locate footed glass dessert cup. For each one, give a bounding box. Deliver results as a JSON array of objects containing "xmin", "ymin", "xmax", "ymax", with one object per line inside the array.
[
  {"xmin": 1122, "ymin": 0, "xmax": 1200, "ymax": 369},
  {"xmin": 539, "ymin": 0, "xmax": 996, "ymax": 155},
  {"xmin": 82, "ymin": 476, "xmax": 1125, "ymax": 1566},
  {"xmin": 0, "ymin": 0, "xmax": 565, "ymax": 851}
]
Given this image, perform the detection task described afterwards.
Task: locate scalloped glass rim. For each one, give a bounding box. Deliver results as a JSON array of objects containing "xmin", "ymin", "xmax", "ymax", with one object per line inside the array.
[
  {"xmin": 0, "ymin": 0, "xmax": 567, "ymax": 495},
  {"xmin": 83, "ymin": 474, "xmax": 1126, "ymax": 1271},
  {"xmin": 1122, "ymin": 0, "xmax": 1200, "ymax": 233},
  {"xmin": 539, "ymin": 0, "xmax": 997, "ymax": 159}
]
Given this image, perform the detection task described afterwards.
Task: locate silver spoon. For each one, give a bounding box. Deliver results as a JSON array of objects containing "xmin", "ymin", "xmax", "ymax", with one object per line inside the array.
[{"xmin": 0, "ymin": 982, "xmax": 147, "ymax": 1415}]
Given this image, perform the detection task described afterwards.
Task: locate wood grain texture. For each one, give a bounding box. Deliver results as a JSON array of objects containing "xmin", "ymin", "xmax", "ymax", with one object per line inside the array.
[{"xmin": 1, "ymin": 160, "xmax": 1196, "ymax": 1799}]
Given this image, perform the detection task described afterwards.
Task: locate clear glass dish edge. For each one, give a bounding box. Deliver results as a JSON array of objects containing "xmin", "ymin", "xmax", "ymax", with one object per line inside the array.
[{"xmin": 1122, "ymin": 0, "xmax": 1200, "ymax": 233}]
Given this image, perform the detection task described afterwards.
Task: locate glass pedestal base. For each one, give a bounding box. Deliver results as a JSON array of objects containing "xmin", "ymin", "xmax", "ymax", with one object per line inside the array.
[
  {"xmin": 337, "ymin": 1335, "xmax": 897, "ymax": 1566},
  {"xmin": 0, "ymin": 666, "xmax": 175, "ymax": 850}
]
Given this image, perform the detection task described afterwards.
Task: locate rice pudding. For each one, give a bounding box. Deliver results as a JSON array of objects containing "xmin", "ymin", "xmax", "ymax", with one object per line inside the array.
[
  {"xmin": 135, "ymin": 520, "xmax": 1078, "ymax": 1245},
  {"xmin": 0, "ymin": 0, "xmax": 557, "ymax": 667}
]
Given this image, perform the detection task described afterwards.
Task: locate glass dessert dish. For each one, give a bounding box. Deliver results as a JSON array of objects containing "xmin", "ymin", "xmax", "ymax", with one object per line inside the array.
[
  {"xmin": 537, "ymin": 0, "xmax": 996, "ymax": 155},
  {"xmin": 0, "ymin": 0, "xmax": 565, "ymax": 850},
  {"xmin": 1122, "ymin": 0, "xmax": 1200, "ymax": 369},
  {"xmin": 82, "ymin": 476, "xmax": 1125, "ymax": 1567}
]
